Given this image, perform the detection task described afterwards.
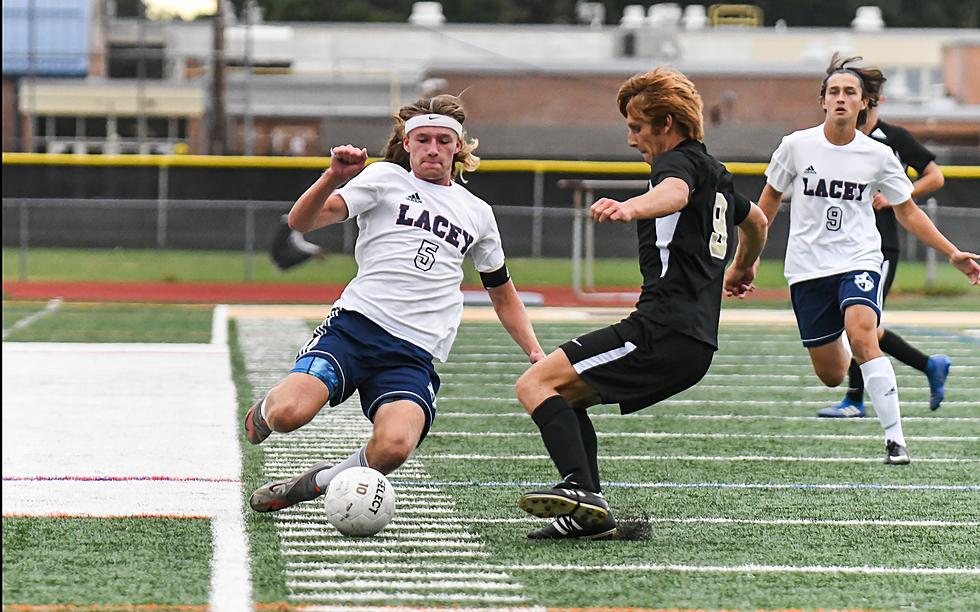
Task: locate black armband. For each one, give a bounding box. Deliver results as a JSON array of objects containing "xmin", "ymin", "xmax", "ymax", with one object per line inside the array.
[{"xmin": 480, "ymin": 264, "xmax": 510, "ymax": 288}]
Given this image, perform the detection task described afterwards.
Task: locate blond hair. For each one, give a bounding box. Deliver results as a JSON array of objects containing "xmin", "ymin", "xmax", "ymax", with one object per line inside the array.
[
  {"xmin": 381, "ymin": 94, "xmax": 480, "ymax": 182},
  {"xmin": 617, "ymin": 67, "xmax": 704, "ymax": 141}
]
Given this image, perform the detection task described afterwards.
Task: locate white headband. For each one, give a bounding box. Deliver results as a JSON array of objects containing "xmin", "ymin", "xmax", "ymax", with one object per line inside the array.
[{"xmin": 404, "ymin": 113, "xmax": 463, "ymax": 137}]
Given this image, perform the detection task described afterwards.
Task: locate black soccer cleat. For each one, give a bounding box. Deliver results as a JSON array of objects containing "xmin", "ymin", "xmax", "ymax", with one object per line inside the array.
[
  {"xmin": 884, "ymin": 440, "xmax": 911, "ymax": 465},
  {"xmin": 885, "ymin": 440, "xmax": 912, "ymax": 465},
  {"xmin": 518, "ymin": 483, "xmax": 609, "ymax": 527},
  {"xmin": 528, "ymin": 513, "xmax": 618, "ymax": 540}
]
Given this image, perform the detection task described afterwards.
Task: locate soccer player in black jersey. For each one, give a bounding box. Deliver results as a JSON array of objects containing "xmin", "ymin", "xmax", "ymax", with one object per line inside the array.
[
  {"xmin": 514, "ymin": 67, "xmax": 768, "ymax": 539},
  {"xmin": 818, "ymin": 57, "xmax": 952, "ymax": 419}
]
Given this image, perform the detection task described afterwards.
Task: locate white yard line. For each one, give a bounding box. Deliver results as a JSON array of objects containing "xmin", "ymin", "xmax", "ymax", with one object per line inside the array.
[
  {"xmin": 387, "ymin": 480, "xmax": 979, "ymax": 492},
  {"xmin": 414, "ymin": 453, "xmax": 978, "ymax": 464},
  {"xmin": 292, "ymin": 560, "xmax": 980, "ymax": 577},
  {"xmin": 282, "ymin": 515, "xmax": 980, "ymax": 528},
  {"xmin": 435, "ymin": 412, "xmax": 980, "ymax": 422},
  {"xmin": 422, "ymin": 431, "xmax": 980, "ymax": 442},
  {"xmin": 1, "ymin": 298, "xmax": 62, "ymax": 339}
]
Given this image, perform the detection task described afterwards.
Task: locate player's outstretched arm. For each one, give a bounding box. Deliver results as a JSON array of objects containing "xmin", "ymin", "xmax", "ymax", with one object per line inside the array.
[
  {"xmin": 590, "ymin": 177, "xmax": 689, "ymax": 223},
  {"xmin": 289, "ymin": 145, "xmax": 368, "ymax": 232},
  {"xmin": 486, "ymin": 279, "xmax": 546, "ymax": 363},
  {"xmin": 893, "ymin": 199, "xmax": 980, "ymax": 284},
  {"xmin": 724, "ymin": 203, "xmax": 768, "ymax": 298}
]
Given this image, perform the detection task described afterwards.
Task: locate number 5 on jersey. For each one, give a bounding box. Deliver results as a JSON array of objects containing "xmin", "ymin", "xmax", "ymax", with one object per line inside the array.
[{"xmin": 415, "ymin": 239, "xmax": 440, "ymax": 271}]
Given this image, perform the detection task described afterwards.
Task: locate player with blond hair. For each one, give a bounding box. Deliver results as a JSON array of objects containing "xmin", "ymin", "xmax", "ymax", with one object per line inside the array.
[{"xmin": 245, "ymin": 94, "xmax": 545, "ymax": 512}]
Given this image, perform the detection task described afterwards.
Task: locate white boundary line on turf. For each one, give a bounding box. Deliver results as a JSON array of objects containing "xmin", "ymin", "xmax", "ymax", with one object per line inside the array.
[
  {"xmin": 1, "ymin": 297, "xmax": 62, "ymax": 340},
  {"xmin": 389, "ymin": 480, "xmax": 980, "ymax": 492},
  {"xmin": 434, "ymin": 396, "xmax": 980, "ymax": 408},
  {"xmin": 422, "ymin": 431, "xmax": 980, "ymax": 442},
  {"xmin": 415, "ymin": 453, "xmax": 978, "ymax": 464},
  {"xmin": 281, "ymin": 515, "xmax": 980, "ymax": 528},
  {"xmin": 435, "ymin": 412, "xmax": 980, "ymax": 422},
  {"xmin": 291, "ymin": 560, "xmax": 980, "ymax": 576},
  {"xmin": 207, "ymin": 303, "xmax": 250, "ymax": 612},
  {"xmin": 211, "ymin": 304, "xmax": 229, "ymax": 346}
]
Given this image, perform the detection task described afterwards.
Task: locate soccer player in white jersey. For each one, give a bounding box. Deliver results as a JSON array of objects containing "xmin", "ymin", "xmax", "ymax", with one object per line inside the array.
[
  {"xmin": 758, "ymin": 54, "xmax": 980, "ymax": 464},
  {"xmin": 244, "ymin": 94, "xmax": 545, "ymax": 512}
]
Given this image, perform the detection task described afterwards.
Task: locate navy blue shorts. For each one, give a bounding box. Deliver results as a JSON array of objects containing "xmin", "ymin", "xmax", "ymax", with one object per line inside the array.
[
  {"xmin": 291, "ymin": 308, "xmax": 440, "ymax": 442},
  {"xmin": 790, "ymin": 270, "xmax": 883, "ymax": 348}
]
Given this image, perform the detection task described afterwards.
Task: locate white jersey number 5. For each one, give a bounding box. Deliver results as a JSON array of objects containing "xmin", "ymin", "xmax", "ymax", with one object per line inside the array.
[
  {"xmin": 708, "ymin": 192, "xmax": 729, "ymax": 259},
  {"xmin": 415, "ymin": 239, "xmax": 440, "ymax": 271}
]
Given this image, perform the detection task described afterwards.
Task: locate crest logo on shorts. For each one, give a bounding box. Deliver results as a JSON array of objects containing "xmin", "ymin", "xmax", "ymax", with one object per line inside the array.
[{"xmin": 854, "ymin": 272, "xmax": 875, "ymax": 292}]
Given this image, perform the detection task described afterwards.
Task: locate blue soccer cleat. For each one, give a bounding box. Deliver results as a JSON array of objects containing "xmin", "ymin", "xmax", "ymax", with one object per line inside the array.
[
  {"xmin": 925, "ymin": 354, "xmax": 951, "ymax": 411},
  {"xmin": 817, "ymin": 396, "xmax": 865, "ymax": 418}
]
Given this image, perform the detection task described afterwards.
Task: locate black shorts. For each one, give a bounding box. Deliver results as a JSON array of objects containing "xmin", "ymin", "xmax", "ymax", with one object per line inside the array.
[{"xmin": 560, "ymin": 316, "xmax": 715, "ymax": 414}]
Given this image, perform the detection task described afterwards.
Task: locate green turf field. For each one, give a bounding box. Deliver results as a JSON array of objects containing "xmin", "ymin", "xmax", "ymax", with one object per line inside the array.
[
  {"xmin": 2, "ymin": 304, "xmax": 978, "ymax": 610},
  {"xmin": 4, "ymin": 246, "xmax": 978, "ymax": 296},
  {"xmin": 2, "ymin": 300, "xmax": 213, "ymax": 342}
]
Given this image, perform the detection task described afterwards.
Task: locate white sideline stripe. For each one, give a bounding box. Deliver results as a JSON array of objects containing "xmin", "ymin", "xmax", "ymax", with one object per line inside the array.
[
  {"xmin": 210, "ymin": 511, "xmax": 250, "ymax": 612},
  {"xmin": 281, "ymin": 529, "xmax": 480, "ymax": 540},
  {"xmin": 283, "ymin": 515, "xmax": 980, "ymax": 528},
  {"xmin": 436, "ymin": 396, "xmax": 980, "ymax": 408},
  {"xmin": 285, "ymin": 540, "xmax": 483, "ymax": 549},
  {"xmin": 211, "ymin": 304, "xmax": 228, "ymax": 346},
  {"xmin": 285, "ymin": 550, "xmax": 492, "ymax": 558},
  {"xmin": 424, "ymin": 431, "xmax": 980, "ymax": 442},
  {"xmin": 291, "ymin": 561, "xmax": 980, "ymax": 577},
  {"xmin": 442, "ymin": 384, "xmax": 972, "ymax": 395},
  {"xmin": 2, "ymin": 298, "xmax": 62, "ymax": 339},
  {"xmin": 391, "ymin": 480, "xmax": 979, "ymax": 492},
  {"xmin": 285, "ymin": 607, "xmax": 543, "ymax": 612},
  {"xmin": 291, "ymin": 591, "xmax": 526, "ymax": 603},
  {"xmin": 419, "ymin": 453, "xmax": 978, "ymax": 464},
  {"xmin": 288, "ymin": 579, "xmax": 523, "ymax": 591},
  {"xmin": 292, "ymin": 569, "xmax": 516, "ymax": 580},
  {"xmin": 436, "ymin": 412, "xmax": 980, "ymax": 423}
]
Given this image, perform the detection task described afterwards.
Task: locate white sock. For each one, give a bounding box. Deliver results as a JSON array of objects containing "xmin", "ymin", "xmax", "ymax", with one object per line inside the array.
[
  {"xmin": 840, "ymin": 331, "xmax": 853, "ymax": 358},
  {"xmin": 259, "ymin": 396, "xmax": 269, "ymax": 420},
  {"xmin": 860, "ymin": 356, "xmax": 905, "ymax": 447},
  {"xmin": 314, "ymin": 445, "xmax": 369, "ymax": 491}
]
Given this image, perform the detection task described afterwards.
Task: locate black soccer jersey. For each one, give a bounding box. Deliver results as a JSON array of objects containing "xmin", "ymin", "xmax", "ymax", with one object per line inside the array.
[
  {"xmin": 867, "ymin": 120, "xmax": 936, "ymax": 253},
  {"xmin": 633, "ymin": 139, "xmax": 751, "ymax": 349}
]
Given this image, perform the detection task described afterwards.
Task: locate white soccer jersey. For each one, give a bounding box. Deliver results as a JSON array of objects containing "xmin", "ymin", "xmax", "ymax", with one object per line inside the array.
[
  {"xmin": 333, "ymin": 162, "xmax": 505, "ymax": 361},
  {"xmin": 765, "ymin": 126, "xmax": 914, "ymax": 285}
]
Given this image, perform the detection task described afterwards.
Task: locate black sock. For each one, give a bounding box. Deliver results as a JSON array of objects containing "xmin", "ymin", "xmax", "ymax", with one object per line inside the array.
[
  {"xmin": 530, "ymin": 396, "xmax": 595, "ymax": 492},
  {"xmin": 574, "ymin": 409, "xmax": 601, "ymax": 493},
  {"xmin": 845, "ymin": 359, "xmax": 864, "ymax": 403},
  {"xmin": 879, "ymin": 329, "xmax": 929, "ymax": 372}
]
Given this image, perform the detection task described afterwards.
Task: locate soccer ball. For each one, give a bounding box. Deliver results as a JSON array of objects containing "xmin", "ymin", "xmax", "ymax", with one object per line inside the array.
[{"xmin": 324, "ymin": 466, "xmax": 396, "ymax": 536}]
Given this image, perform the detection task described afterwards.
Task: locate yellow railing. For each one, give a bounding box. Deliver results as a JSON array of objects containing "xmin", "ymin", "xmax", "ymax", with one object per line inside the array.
[{"xmin": 5, "ymin": 152, "xmax": 979, "ymax": 178}]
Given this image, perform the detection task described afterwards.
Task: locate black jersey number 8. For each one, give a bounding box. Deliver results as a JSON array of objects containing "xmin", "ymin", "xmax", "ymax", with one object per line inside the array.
[
  {"xmin": 825, "ymin": 205, "xmax": 843, "ymax": 231},
  {"xmin": 415, "ymin": 239, "xmax": 440, "ymax": 271},
  {"xmin": 708, "ymin": 192, "xmax": 729, "ymax": 259}
]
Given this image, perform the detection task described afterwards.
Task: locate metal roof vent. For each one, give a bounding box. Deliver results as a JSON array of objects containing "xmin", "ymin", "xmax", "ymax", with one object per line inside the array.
[
  {"xmin": 852, "ymin": 6, "xmax": 885, "ymax": 31},
  {"xmin": 409, "ymin": 2, "xmax": 446, "ymax": 26}
]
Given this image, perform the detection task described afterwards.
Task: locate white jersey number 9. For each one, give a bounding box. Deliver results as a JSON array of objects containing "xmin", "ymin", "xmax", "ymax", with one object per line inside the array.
[
  {"xmin": 708, "ymin": 192, "xmax": 729, "ymax": 260},
  {"xmin": 415, "ymin": 239, "xmax": 440, "ymax": 271},
  {"xmin": 825, "ymin": 205, "xmax": 843, "ymax": 231}
]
